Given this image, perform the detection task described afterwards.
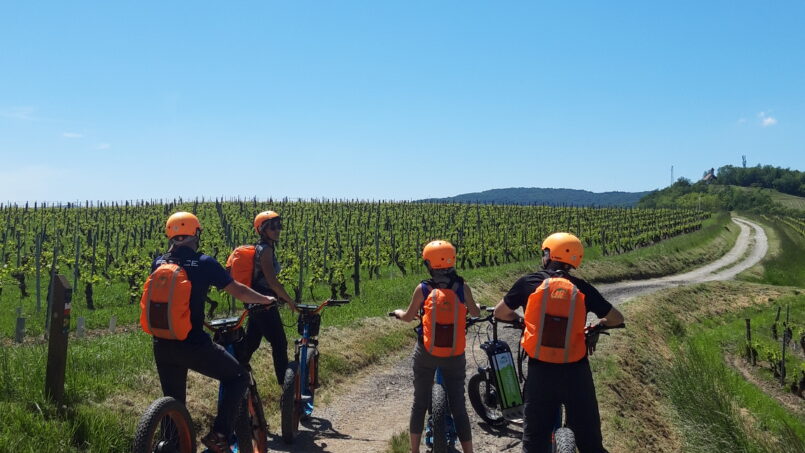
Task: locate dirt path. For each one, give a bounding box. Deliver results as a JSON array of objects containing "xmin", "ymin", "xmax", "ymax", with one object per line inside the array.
[
  {"xmin": 268, "ymin": 217, "xmax": 768, "ymax": 453},
  {"xmin": 597, "ymin": 217, "xmax": 768, "ymax": 305}
]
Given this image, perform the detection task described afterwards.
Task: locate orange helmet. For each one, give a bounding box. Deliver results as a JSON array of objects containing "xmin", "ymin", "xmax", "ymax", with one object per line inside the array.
[
  {"xmin": 422, "ymin": 240, "xmax": 456, "ymax": 269},
  {"xmin": 165, "ymin": 212, "xmax": 201, "ymax": 239},
  {"xmin": 541, "ymin": 232, "xmax": 583, "ymax": 268},
  {"xmin": 254, "ymin": 210, "xmax": 281, "ymax": 233}
]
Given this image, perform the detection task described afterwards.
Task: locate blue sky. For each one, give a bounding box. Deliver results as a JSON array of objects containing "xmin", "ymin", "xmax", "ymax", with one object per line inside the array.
[{"xmin": 1, "ymin": 1, "xmax": 803, "ymax": 202}]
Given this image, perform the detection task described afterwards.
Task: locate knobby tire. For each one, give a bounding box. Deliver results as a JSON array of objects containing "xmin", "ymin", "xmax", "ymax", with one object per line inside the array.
[
  {"xmin": 132, "ymin": 396, "xmax": 195, "ymax": 453},
  {"xmin": 553, "ymin": 427, "xmax": 576, "ymax": 453},
  {"xmin": 280, "ymin": 362, "xmax": 300, "ymax": 444},
  {"xmin": 235, "ymin": 386, "xmax": 268, "ymax": 453},
  {"xmin": 467, "ymin": 372, "xmax": 507, "ymax": 427},
  {"xmin": 431, "ymin": 382, "xmax": 450, "ymax": 453}
]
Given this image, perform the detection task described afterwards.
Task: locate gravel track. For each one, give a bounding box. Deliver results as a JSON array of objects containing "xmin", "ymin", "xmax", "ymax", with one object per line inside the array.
[{"xmin": 266, "ymin": 217, "xmax": 768, "ymax": 453}]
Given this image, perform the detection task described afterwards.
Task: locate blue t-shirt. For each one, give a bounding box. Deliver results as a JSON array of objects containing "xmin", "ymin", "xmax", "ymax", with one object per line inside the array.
[{"xmin": 151, "ymin": 246, "xmax": 233, "ymax": 343}]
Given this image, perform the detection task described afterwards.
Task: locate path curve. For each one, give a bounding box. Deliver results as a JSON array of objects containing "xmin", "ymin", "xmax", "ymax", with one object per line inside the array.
[
  {"xmin": 267, "ymin": 217, "xmax": 768, "ymax": 453},
  {"xmin": 597, "ymin": 217, "xmax": 768, "ymax": 305}
]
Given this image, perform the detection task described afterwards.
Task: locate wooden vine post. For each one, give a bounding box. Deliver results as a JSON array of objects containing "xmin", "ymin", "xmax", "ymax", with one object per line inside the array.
[
  {"xmin": 45, "ymin": 274, "xmax": 72, "ymax": 406},
  {"xmin": 353, "ymin": 241, "xmax": 361, "ymax": 297}
]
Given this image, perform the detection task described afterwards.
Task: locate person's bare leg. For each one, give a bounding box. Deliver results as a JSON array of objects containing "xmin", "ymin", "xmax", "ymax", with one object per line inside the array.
[{"xmin": 460, "ymin": 440, "xmax": 474, "ymax": 453}]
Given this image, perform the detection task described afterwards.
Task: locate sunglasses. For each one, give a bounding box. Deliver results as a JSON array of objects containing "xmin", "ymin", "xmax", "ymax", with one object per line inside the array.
[{"xmin": 262, "ymin": 219, "xmax": 283, "ymax": 231}]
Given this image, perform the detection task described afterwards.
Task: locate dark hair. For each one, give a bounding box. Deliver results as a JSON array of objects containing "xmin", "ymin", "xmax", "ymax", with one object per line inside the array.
[
  {"xmin": 428, "ymin": 267, "xmax": 460, "ymax": 289},
  {"xmin": 544, "ymin": 260, "xmax": 572, "ymax": 272}
]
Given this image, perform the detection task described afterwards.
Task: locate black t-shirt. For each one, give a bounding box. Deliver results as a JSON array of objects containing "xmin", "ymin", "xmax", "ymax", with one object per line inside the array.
[
  {"xmin": 503, "ymin": 270, "xmax": 612, "ymax": 319},
  {"xmin": 151, "ymin": 246, "xmax": 233, "ymax": 343}
]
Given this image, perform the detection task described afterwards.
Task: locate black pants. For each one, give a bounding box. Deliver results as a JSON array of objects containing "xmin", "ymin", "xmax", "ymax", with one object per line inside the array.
[
  {"xmin": 243, "ymin": 306, "xmax": 289, "ymax": 385},
  {"xmin": 153, "ymin": 337, "xmax": 248, "ymax": 436},
  {"xmin": 522, "ymin": 357, "xmax": 607, "ymax": 453}
]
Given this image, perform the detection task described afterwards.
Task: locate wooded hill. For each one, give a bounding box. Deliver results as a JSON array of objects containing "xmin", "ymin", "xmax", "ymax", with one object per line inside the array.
[
  {"xmin": 420, "ymin": 187, "xmax": 651, "ymax": 207},
  {"xmin": 638, "ymin": 164, "xmax": 804, "ymax": 215}
]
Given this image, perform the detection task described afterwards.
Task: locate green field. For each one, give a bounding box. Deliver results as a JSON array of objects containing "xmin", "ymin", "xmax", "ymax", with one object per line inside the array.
[
  {"xmin": 0, "ymin": 200, "xmax": 710, "ymax": 339},
  {"xmin": 734, "ymin": 186, "xmax": 805, "ymax": 211}
]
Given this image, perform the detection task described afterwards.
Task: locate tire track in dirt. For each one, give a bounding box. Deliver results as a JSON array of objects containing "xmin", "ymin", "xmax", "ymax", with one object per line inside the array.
[{"xmin": 266, "ymin": 217, "xmax": 767, "ymax": 453}]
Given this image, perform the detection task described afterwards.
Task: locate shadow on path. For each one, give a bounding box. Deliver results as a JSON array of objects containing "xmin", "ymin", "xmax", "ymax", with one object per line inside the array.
[{"xmin": 265, "ymin": 416, "xmax": 378, "ymax": 453}]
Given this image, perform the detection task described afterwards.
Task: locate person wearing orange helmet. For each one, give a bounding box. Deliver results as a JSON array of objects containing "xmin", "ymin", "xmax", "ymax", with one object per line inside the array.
[
  {"xmin": 392, "ymin": 240, "xmax": 481, "ymax": 453},
  {"xmin": 494, "ymin": 232, "xmax": 624, "ymax": 453},
  {"xmin": 150, "ymin": 212, "xmax": 277, "ymax": 453},
  {"xmin": 241, "ymin": 210, "xmax": 297, "ymax": 386}
]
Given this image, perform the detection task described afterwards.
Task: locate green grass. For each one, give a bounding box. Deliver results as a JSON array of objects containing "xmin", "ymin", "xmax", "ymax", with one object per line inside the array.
[
  {"xmin": 0, "ymin": 333, "xmax": 150, "ymax": 452},
  {"xmin": 385, "ymin": 430, "xmax": 410, "ymax": 453},
  {"xmin": 748, "ymin": 216, "xmax": 805, "ymax": 287},
  {"xmin": 668, "ymin": 336, "xmax": 804, "ymax": 453},
  {"xmin": 595, "ymin": 282, "xmax": 805, "ymax": 453},
  {"xmin": 733, "ymin": 186, "xmax": 805, "ymax": 211},
  {"xmin": 0, "ymin": 215, "xmax": 742, "ymax": 452},
  {"xmin": 666, "ymin": 294, "xmax": 805, "ymax": 453}
]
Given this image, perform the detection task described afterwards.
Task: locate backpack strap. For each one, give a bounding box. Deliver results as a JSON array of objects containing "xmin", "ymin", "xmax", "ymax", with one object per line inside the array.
[
  {"xmin": 455, "ymin": 280, "xmax": 466, "ymax": 304},
  {"xmin": 252, "ymin": 243, "xmax": 261, "ymax": 286},
  {"xmin": 421, "ymin": 278, "xmax": 465, "ymax": 303},
  {"xmin": 420, "ymin": 281, "xmax": 430, "ymax": 299}
]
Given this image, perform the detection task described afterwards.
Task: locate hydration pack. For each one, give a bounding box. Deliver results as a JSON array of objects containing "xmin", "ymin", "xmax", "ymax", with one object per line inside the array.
[
  {"xmin": 521, "ymin": 277, "xmax": 587, "ymax": 363},
  {"xmin": 226, "ymin": 245, "xmax": 257, "ymax": 287},
  {"xmin": 140, "ymin": 256, "xmax": 192, "ymax": 340},
  {"xmin": 420, "ymin": 281, "xmax": 467, "ymax": 357}
]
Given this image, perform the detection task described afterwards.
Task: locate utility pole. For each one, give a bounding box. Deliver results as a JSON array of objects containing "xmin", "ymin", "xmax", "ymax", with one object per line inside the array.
[{"xmin": 670, "ymin": 165, "xmax": 674, "ymax": 185}]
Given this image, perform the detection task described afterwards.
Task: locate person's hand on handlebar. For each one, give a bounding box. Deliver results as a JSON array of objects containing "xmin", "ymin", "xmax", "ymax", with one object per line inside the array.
[
  {"xmin": 391, "ymin": 309, "xmax": 406, "ymax": 320},
  {"xmin": 263, "ymin": 295, "xmax": 278, "ymax": 306},
  {"xmin": 586, "ymin": 327, "xmax": 602, "ymax": 355}
]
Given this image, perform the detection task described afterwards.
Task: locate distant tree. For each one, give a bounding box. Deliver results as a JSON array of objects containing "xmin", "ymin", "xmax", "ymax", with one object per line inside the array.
[{"xmin": 715, "ymin": 164, "xmax": 804, "ymax": 197}]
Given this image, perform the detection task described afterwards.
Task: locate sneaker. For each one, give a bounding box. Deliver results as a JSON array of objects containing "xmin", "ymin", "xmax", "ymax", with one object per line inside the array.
[
  {"xmin": 201, "ymin": 431, "xmax": 232, "ymax": 453},
  {"xmin": 301, "ymin": 393, "xmax": 314, "ymax": 418}
]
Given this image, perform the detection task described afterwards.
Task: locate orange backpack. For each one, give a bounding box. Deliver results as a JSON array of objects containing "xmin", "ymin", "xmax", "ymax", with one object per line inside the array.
[
  {"xmin": 420, "ymin": 282, "xmax": 467, "ymax": 357},
  {"xmin": 521, "ymin": 277, "xmax": 587, "ymax": 363},
  {"xmin": 140, "ymin": 257, "xmax": 193, "ymax": 341},
  {"xmin": 226, "ymin": 245, "xmax": 257, "ymax": 287}
]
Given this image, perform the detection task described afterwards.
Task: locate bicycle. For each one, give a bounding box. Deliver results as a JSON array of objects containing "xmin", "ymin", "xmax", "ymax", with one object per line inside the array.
[
  {"xmin": 427, "ymin": 365, "xmax": 457, "ymax": 453},
  {"xmin": 206, "ymin": 308, "xmax": 269, "ymax": 453},
  {"xmin": 466, "ymin": 306, "xmax": 527, "ymax": 427},
  {"xmin": 280, "ymin": 299, "xmax": 350, "ymax": 444},
  {"xmin": 132, "ymin": 308, "xmax": 268, "ymax": 453},
  {"xmin": 132, "ymin": 396, "xmax": 196, "ymax": 453},
  {"xmin": 551, "ymin": 322, "xmax": 625, "ymax": 453},
  {"xmin": 388, "ymin": 310, "xmax": 471, "ymax": 453}
]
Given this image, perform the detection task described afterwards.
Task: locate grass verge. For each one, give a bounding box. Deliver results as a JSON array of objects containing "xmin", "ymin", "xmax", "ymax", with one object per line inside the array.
[
  {"xmin": 594, "ymin": 282, "xmax": 804, "ymax": 453},
  {"xmin": 739, "ymin": 213, "xmax": 805, "ymax": 287}
]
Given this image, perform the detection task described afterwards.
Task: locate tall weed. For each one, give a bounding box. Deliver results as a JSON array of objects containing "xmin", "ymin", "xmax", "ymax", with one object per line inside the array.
[{"xmin": 666, "ymin": 338, "xmax": 804, "ymax": 453}]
